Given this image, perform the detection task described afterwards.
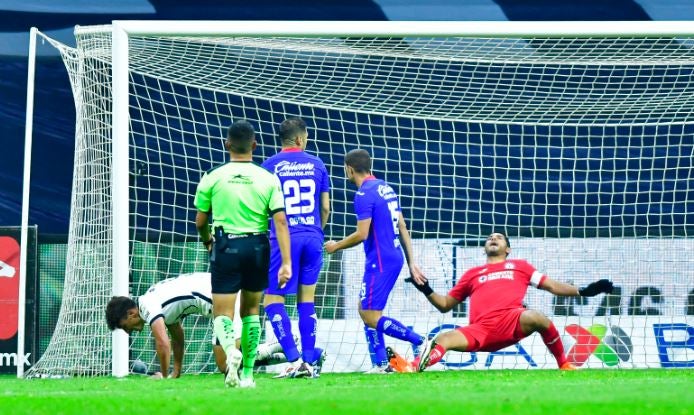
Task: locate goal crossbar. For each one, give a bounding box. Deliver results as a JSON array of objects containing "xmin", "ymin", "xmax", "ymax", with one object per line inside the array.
[{"xmin": 108, "ymin": 20, "xmax": 694, "ymax": 37}]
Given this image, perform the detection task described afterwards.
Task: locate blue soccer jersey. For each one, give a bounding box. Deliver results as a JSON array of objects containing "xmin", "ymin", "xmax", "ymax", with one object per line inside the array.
[
  {"xmin": 354, "ymin": 175, "xmax": 404, "ymax": 272},
  {"xmin": 262, "ymin": 148, "xmax": 331, "ymax": 238}
]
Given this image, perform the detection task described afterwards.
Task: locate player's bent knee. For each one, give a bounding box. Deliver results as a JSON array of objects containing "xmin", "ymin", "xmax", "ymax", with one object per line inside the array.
[
  {"xmin": 358, "ymin": 309, "xmax": 381, "ymax": 328},
  {"xmin": 520, "ymin": 309, "xmax": 550, "ymax": 332},
  {"xmin": 437, "ymin": 330, "xmax": 468, "ymax": 352}
]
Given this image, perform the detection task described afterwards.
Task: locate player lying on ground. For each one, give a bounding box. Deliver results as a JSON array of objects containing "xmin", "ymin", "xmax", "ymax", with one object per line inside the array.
[
  {"xmin": 106, "ymin": 272, "xmax": 325, "ymax": 378},
  {"xmin": 406, "ymin": 232, "xmax": 614, "ymax": 371}
]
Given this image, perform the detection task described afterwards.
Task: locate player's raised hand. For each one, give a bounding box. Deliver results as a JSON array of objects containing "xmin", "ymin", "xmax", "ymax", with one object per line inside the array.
[
  {"xmin": 324, "ymin": 240, "xmax": 338, "ymax": 254},
  {"xmin": 578, "ymin": 279, "xmax": 614, "ymax": 297},
  {"xmin": 278, "ymin": 263, "xmax": 291, "ymax": 289}
]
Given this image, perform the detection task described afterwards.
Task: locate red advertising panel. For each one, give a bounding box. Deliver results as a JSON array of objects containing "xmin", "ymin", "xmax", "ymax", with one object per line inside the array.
[
  {"xmin": 0, "ymin": 227, "xmax": 38, "ymax": 374},
  {"xmin": 0, "ymin": 236, "xmax": 20, "ymax": 340}
]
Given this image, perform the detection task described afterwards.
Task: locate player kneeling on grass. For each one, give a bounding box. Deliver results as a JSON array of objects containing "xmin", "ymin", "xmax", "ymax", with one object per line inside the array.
[
  {"xmin": 406, "ymin": 232, "xmax": 614, "ymax": 372},
  {"xmin": 106, "ymin": 272, "xmax": 325, "ymax": 378}
]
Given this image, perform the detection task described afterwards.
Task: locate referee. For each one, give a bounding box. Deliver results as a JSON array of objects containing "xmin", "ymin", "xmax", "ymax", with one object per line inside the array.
[{"xmin": 194, "ymin": 120, "xmax": 291, "ymax": 389}]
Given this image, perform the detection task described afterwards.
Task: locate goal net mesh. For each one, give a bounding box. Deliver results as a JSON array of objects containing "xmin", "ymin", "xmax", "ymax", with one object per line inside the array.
[{"xmin": 27, "ymin": 26, "xmax": 693, "ymax": 376}]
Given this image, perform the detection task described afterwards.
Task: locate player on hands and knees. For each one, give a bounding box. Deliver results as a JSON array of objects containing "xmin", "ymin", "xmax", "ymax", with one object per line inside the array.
[
  {"xmin": 106, "ymin": 272, "xmax": 302, "ymax": 378},
  {"xmin": 325, "ymin": 149, "xmax": 426, "ymax": 373},
  {"xmin": 407, "ymin": 232, "xmax": 614, "ymax": 371},
  {"xmin": 261, "ymin": 117, "xmax": 331, "ymax": 378}
]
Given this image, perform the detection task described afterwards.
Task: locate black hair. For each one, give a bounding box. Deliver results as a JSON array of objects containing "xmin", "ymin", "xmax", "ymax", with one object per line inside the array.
[
  {"xmin": 498, "ymin": 232, "xmax": 510, "ymax": 248},
  {"xmin": 105, "ymin": 296, "xmax": 137, "ymax": 331},
  {"xmin": 226, "ymin": 120, "xmax": 256, "ymax": 153},
  {"xmin": 279, "ymin": 117, "xmax": 307, "ymax": 145},
  {"xmin": 344, "ymin": 149, "xmax": 371, "ymax": 174}
]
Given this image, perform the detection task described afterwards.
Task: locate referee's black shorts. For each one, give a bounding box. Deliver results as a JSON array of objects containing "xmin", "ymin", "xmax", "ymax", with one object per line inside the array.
[{"xmin": 210, "ymin": 233, "xmax": 270, "ymax": 294}]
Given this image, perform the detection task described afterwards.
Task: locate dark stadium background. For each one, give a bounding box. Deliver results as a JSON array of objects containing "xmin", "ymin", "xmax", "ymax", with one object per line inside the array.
[{"xmin": 3, "ymin": 0, "xmax": 694, "ymax": 235}]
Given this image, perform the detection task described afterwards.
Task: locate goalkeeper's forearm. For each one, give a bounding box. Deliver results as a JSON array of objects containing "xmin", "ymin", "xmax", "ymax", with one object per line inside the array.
[
  {"xmin": 405, "ymin": 277, "xmax": 455, "ymax": 313},
  {"xmin": 426, "ymin": 292, "xmax": 455, "ymax": 313}
]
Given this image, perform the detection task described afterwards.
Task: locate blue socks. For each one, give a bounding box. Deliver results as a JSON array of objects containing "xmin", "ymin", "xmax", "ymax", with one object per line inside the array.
[
  {"xmin": 297, "ymin": 302, "xmax": 317, "ymax": 364},
  {"xmin": 364, "ymin": 325, "xmax": 388, "ymax": 367},
  {"xmin": 363, "ymin": 316, "xmax": 425, "ymax": 367},
  {"xmin": 265, "ymin": 303, "xmax": 300, "ymax": 362},
  {"xmin": 377, "ymin": 316, "xmax": 424, "ymax": 346}
]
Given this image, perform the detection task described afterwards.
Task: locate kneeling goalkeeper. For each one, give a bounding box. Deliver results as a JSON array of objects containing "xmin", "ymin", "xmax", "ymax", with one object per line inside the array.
[{"xmin": 407, "ymin": 232, "xmax": 614, "ymax": 371}]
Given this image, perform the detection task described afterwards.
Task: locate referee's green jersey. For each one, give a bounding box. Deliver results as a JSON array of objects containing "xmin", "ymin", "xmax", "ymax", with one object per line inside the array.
[{"xmin": 194, "ymin": 161, "xmax": 285, "ymax": 234}]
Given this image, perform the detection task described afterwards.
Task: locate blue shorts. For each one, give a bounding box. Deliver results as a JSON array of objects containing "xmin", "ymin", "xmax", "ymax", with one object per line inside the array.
[
  {"xmin": 359, "ymin": 265, "xmax": 401, "ymax": 311},
  {"xmin": 266, "ymin": 234, "xmax": 323, "ymax": 296}
]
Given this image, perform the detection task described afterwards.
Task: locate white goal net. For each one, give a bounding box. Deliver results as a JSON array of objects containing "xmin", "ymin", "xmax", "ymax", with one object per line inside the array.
[{"xmin": 25, "ymin": 21, "xmax": 693, "ymax": 377}]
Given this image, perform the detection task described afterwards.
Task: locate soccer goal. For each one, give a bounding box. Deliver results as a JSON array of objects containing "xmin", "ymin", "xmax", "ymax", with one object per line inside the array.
[{"xmin": 21, "ymin": 21, "xmax": 694, "ymax": 377}]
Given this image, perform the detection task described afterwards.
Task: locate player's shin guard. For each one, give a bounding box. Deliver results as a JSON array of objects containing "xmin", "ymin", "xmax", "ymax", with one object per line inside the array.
[
  {"xmin": 540, "ymin": 322, "xmax": 568, "ymax": 367},
  {"xmin": 213, "ymin": 315, "xmax": 236, "ymax": 357},
  {"xmin": 297, "ymin": 302, "xmax": 317, "ymax": 364},
  {"xmin": 241, "ymin": 315, "xmax": 261, "ymax": 379},
  {"xmin": 265, "ymin": 303, "xmax": 300, "ymax": 362}
]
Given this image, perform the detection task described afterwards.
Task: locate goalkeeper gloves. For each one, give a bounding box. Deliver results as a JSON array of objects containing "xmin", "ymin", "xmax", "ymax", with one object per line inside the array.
[
  {"xmin": 404, "ymin": 277, "xmax": 434, "ymax": 296},
  {"xmin": 578, "ymin": 279, "xmax": 614, "ymax": 297}
]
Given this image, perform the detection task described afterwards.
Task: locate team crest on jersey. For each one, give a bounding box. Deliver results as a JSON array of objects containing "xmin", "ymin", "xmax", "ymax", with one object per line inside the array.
[{"xmin": 377, "ymin": 184, "xmax": 397, "ymax": 200}]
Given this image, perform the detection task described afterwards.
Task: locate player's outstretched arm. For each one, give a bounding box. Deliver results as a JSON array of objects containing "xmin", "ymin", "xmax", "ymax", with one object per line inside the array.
[
  {"xmin": 397, "ymin": 212, "xmax": 426, "ymax": 285},
  {"xmin": 404, "ymin": 277, "xmax": 460, "ymax": 313},
  {"xmin": 167, "ymin": 322, "xmax": 185, "ymax": 378},
  {"xmin": 578, "ymin": 279, "xmax": 614, "ymax": 297},
  {"xmin": 324, "ymin": 218, "xmax": 370, "ymax": 254},
  {"xmin": 150, "ymin": 318, "xmax": 172, "ymax": 379},
  {"xmin": 541, "ymin": 277, "xmax": 613, "ymax": 297}
]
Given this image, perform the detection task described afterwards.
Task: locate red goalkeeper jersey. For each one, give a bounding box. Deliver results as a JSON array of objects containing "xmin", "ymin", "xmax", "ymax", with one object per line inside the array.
[{"xmin": 448, "ymin": 259, "xmax": 546, "ymax": 324}]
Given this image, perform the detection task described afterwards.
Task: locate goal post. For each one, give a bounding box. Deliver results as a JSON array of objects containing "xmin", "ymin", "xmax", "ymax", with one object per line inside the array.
[{"xmin": 24, "ymin": 21, "xmax": 694, "ymax": 377}]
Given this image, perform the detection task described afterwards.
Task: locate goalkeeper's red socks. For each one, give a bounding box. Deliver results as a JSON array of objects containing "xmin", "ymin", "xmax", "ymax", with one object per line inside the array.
[
  {"xmin": 427, "ymin": 344, "xmax": 446, "ymax": 367},
  {"xmin": 540, "ymin": 322, "xmax": 569, "ymax": 367},
  {"xmin": 411, "ymin": 343, "xmax": 446, "ymax": 369}
]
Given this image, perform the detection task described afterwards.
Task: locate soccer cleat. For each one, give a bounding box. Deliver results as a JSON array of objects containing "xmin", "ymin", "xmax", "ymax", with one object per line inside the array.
[
  {"xmin": 386, "ymin": 347, "xmax": 414, "ymax": 373},
  {"xmin": 273, "ymin": 364, "xmax": 297, "ymax": 379},
  {"xmin": 417, "ymin": 338, "xmax": 437, "ymax": 372},
  {"xmin": 560, "ymin": 362, "xmax": 577, "ymax": 371},
  {"xmin": 239, "ymin": 377, "xmax": 256, "ymax": 388},
  {"xmin": 312, "ymin": 349, "xmax": 327, "ymax": 378},
  {"xmin": 225, "ymin": 349, "xmax": 243, "ymax": 388},
  {"xmin": 364, "ymin": 364, "xmax": 396, "ymax": 374},
  {"xmin": 291, "ymin": 362, "xmax": 315, "ymax": 378}
]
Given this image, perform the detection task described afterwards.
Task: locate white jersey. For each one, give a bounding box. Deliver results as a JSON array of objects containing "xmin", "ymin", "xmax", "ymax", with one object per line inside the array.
[{"xmin": 138, "ymin": 272, "xmax": 213, "ymax": 325}]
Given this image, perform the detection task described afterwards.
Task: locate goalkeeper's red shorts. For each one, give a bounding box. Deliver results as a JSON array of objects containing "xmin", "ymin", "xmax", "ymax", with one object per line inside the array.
[{"xmin": 456, "ymin": 308, "xmax": 527, "ymax": 352}]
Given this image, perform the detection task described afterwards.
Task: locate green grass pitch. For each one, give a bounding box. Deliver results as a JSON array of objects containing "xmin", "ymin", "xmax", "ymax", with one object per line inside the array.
[{"xmin": 1, "ymin": 369, "xmax": 691, "ymax": 415}]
